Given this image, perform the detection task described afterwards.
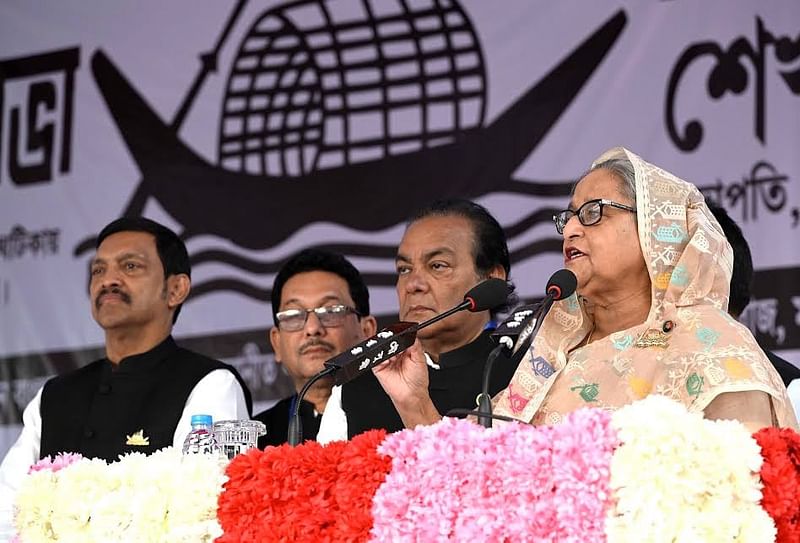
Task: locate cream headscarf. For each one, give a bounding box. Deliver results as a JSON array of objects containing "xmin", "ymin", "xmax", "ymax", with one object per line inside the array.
[{"xmin": 493, "ymin": 147, "xmax": 797, "ymax": 429}]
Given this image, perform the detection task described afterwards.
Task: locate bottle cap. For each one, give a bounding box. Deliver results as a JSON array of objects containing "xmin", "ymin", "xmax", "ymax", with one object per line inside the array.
[{"xmin": 190, "ymin": 414, "xmax": 213, "ymax": 426}]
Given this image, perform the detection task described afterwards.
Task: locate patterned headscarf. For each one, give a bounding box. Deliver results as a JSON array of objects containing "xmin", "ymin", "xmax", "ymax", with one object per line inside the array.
[{"xmin": 493, "ymin": 147, "xmax": 797, "ymax": 429}]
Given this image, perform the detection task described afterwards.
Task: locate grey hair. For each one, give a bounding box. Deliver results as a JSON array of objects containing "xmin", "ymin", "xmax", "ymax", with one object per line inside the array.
[
  {"xmin": 588, "ymin": 158, "xmax": 637, "ymax": 205},
  {"xmin": 571, "ymin": 157, "xmax": 637, "ymax": 206}
]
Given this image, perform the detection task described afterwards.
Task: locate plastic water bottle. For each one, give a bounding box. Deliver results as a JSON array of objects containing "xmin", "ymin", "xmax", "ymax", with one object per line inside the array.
[{"xmin": 181, "ymin": 414, "xmax": 217, "ymax": 455}]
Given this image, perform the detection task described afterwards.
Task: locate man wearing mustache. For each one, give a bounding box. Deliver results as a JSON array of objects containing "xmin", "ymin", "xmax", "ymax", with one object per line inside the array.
[
  {"xmin": 253, "ymin": 249, "xmax": 376, "ymax": 446},
  {"xmin": 317, "ymin": 199, "xmax": 523, "ymax": 442},
  {"xmin": 0, "ymin": 217, "xmax": 251, "ymax": 526}
]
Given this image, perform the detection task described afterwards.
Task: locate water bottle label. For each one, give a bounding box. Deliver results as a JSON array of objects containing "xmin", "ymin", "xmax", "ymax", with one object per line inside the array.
[{"xmin": 182, "ymin": 429, "xmax": 218, "ymax": 455}]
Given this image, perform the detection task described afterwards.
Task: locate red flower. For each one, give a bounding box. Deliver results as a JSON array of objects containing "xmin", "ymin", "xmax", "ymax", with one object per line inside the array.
[
  {"xmin": 216, "ymin": 431, "xmax": 389, "ymax": 542},
  {"xmin": 754, "ymin": 427, "xmax": 800, "ymax": 542},
  {"xmin": 333, "ymin": 430, "xmax": 393, "ymax": 541}
]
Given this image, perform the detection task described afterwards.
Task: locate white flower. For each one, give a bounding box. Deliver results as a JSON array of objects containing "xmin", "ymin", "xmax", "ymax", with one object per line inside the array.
[
  {"xmin": 15, "ymin": 448, "xmax": 228, "ymax": 542},
  {"xmin": 606, "ymin": 395, "xmax": 776, "ymax": 542}
]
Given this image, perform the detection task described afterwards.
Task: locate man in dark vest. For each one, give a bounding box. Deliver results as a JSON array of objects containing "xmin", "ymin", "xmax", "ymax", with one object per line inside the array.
[
  {"xmin": 317, "ymin": 199, "xmax": 524, "ymax": 441},
  {"xmin": 253, "ymin": 249, "xmax": 377, "ymax": 447},
  {"xmin": 0, "ymin": 217, "xmax": 251, "ymax": 525}
]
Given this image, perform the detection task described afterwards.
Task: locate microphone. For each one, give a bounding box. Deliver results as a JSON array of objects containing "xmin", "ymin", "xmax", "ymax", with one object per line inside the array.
[
  {"xmin": 490, "ymin": 269, "xmax": 577, "ymax": 356},
  {"xmin": 462, "ymin": 277, "xmax": 510, "ymax": 312},
  {"xmin": 526, "ymin": 269, "xmax": 577, "ymax": 346},
  {"xmin": 323, "ymin": 277, "xmax": 510, "ymax": 386},
  {"xmin": 287, "ymin": 278, "xmax": 510, "ymax": 446},
  {"xmin": 544, "ymin": 269, "xmax": 578, "ymax": 302},
  {"xmin": 476, "ymin": 269, "xmax": 577, "ymax": 428}
]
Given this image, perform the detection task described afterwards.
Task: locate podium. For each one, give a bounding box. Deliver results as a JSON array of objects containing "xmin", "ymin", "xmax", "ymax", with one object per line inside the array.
[{"xmin": 14, "ymin": 396, "xmax": 800, "ymax": 542}]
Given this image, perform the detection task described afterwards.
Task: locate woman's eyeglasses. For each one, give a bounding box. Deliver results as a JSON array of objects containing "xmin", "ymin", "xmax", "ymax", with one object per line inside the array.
[{"xmin": 552, "ymin": 198, "xmax": 636, "ymax": 234}]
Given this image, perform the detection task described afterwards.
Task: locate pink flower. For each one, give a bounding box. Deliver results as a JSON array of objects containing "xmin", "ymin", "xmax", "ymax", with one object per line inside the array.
[
  {"xmin": 371, "ymin": 410, "xmax": 617, "ymax": 541},
  {"xmin": 27, "ymin": 452, "xmax": 84, "ymax": 474}
]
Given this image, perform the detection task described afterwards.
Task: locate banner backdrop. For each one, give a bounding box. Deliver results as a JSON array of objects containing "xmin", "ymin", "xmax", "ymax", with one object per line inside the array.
[{"xmin": 1, "ymin": 1, "xmax": 798, "ymax": 455}]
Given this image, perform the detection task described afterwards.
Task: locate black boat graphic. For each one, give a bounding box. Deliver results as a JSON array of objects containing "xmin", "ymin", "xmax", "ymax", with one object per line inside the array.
[{"xmin": 85, "ymin": 3, "xmax": 626, "ymax": 253}]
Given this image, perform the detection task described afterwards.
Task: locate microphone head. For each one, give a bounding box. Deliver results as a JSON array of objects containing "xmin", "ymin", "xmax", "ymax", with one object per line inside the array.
[
  {"xmin": 464, "ymin": 278, "xmax": 510, "ymax": 312},
  {"xmin": 545, "ymin": 269, "xmax": 578, "ymax": 301}
]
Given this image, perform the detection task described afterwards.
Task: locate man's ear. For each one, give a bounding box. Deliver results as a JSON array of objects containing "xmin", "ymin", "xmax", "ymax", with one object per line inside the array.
[
  {"xmin": 487, "ymin": 264, "xmax": 507, "ymax": 281},
  {"xmin": 166, "ymin": 274, "xmax": 191, "ymax": 308},
  {"xmin": 269, "ymin": 326, "xmax": 284, "ymax": 364},
  {"xmin": 361, "ymin": 315, "xmax": 378, "ymax": 338}
]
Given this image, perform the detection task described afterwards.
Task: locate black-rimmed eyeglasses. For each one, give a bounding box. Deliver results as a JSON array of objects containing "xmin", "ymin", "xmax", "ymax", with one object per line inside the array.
[
  {"xmin": 275, "ymin": 304, "xmax": 361, "ymax": 332},
  {"xmin": 552, "ymin": 198, "xmax": 637, "ymax": 235}
]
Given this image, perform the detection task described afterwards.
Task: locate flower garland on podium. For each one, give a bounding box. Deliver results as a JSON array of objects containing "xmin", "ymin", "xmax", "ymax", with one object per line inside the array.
[
  {"xmin": 216, "ymin": 430, "xmax": 390, "ymax": 541},
  {"xmin": 13, "ymin": 395, "xmax": 800, "ymax": 542},
  {"xmin": 14, "ymin": 448, "xmax": 226, "ymax": 542}
]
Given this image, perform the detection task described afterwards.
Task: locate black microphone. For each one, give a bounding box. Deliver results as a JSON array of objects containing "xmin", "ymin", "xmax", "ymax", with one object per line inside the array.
[
  {"xmin": 527, "ymin": 269, "xmax": 577, "ymax": 345},
  {"xmin": 287, "ymin": 278, "xmax": 510, "ymax": 446},
  {"xmin": 323, "ymin": 277, "xmax": 510, "ymax": 386},
  {"xmin": 462, "ymin": 277, "xmax": 510, "ymax": 312},
  {"xmin": 544, "ymin": 269, "xmax": 578, "ymax": 302},
  {"xmin": 476, "ymin": 269, "xmax": 577, "ymax": 428}
]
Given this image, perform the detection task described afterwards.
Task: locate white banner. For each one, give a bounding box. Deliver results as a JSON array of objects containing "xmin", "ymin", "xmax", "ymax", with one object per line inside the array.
[{"xmin": 1, "ymin": 1, "xmax": 799, "ymax": 450}]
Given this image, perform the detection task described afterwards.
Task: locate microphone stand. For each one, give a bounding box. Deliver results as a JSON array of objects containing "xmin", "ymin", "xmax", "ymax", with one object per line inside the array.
[
  {"xmin": 528, "ymin": 294, "xmax": 555, "ymax": 344},
  {"xmin": 475, "ymin": 298, "xmax": 552, "ymax": 428},
  {"xmin": 406, "ymin": 298, "xmax": 473, "ymax": 335},
  {"xmin": 288, "ymin": 366, "xmax": 336, "ymax": 446},
  {"xmin": 446, "ymin": 407, "xmax": 520, "ymax": 424},
  {"xmin": 477, "ymin": 340, "xmax": 511, "ymax": 428}
]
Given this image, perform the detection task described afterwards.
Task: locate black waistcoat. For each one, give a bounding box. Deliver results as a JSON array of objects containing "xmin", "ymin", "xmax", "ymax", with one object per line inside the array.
[
  {"xmin": 342, "ymin": 330, "xmax": 523, "ymax": 438},
  {"xmin": 253, "ymin": 395, "xmax": 321, "ymax": 448},
  {"xmin": 39, "ymin": 336, "xmax": 238, "ymax": 461}
]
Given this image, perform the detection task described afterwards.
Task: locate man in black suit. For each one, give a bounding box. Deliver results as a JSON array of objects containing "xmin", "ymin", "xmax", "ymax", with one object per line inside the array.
[{"xmin": 318, "ymin": 199, "xmax": 523, "ymax": 441}]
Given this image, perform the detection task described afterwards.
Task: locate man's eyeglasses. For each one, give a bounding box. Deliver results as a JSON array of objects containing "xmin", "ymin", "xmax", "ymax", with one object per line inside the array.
[
  {"xmin": 552, "ymin": 198, "xmax": 637, "ymax": 235},
  {"xmin": 275, "ymin": 304, "xmax": 361, "ymax": 332}
]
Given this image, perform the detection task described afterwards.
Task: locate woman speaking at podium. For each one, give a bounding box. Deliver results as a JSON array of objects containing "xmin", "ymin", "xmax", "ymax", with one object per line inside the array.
[{"xmin": 373, "ymin": 147, "xmax": 797, "ymax": 433}]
